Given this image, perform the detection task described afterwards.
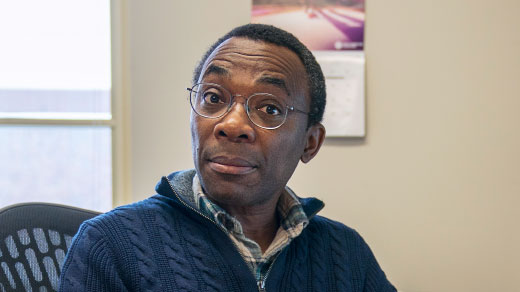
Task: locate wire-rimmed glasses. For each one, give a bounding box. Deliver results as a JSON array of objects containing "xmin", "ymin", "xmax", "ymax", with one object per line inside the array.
[{"xmin": 187, "ymin": 82, "xmax": 308, "ymax": 130}]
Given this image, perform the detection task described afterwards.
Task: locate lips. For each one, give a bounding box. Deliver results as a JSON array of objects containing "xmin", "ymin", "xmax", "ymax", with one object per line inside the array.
[{"xmin": 208, "ymin": 156, "xmax": 257, "ymax": 175}]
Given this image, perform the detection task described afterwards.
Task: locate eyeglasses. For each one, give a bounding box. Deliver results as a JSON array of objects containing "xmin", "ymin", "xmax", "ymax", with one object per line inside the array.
[{"xmin": 187, "ymin": 82, "xmax": 308, "ymax": 130}]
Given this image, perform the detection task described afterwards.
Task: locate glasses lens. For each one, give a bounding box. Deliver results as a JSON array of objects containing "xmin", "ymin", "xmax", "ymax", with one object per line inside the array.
[
  {"xmin": 190, "ymin": 83, "xmax": 231, "ymax": 118},
  {"xmin": 248, "ymin": 93, "xmax": 287, "ymax": 129}
]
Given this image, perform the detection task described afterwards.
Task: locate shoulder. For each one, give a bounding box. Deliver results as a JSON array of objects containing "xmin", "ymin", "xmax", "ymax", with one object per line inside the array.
[
  {"xmin": 92, "ymin": 196, "xmax": 174, "ymax": 223},
  {"xmin": 72, "ymin": 196, "xmax": 175, "ymax": 246},
  {"xmin": 62, "ymin": 197, "xmax": 176, "ymax": 274},
  {"xmin": 305, "ymin": 215, "xmax": 374, "ymax": 261},
  {"xmin": 303, "ymin": 216, "xmax": 397, "ymax": 291},
  {"xmin": 307, "ymin": 215, "xmax": 365, "ymax": 243},
  {"xmin": 60, "ymin": 201, "xmax": 168, "ymax": 291}
]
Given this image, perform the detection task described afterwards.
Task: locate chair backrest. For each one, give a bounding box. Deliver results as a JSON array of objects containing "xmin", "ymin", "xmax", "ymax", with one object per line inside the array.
[{"xmin": 0, "ymin": 202, "xmax": 100, "ymax": 292}]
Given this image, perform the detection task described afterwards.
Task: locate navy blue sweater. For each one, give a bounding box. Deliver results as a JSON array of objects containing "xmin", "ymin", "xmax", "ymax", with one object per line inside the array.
[{"xmin": 59, "ymin": 170, "xmax": 396, "ymax": 291}]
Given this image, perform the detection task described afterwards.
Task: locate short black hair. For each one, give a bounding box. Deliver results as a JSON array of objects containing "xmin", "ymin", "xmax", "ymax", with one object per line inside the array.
[{"xmin": 193, "ymin": 23, "xmax": 326, "ymax": 127}]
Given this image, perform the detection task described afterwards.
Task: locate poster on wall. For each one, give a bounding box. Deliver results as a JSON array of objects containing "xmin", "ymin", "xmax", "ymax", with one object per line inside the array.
[
  {"xmin": 252, "ymin": 0, "xmax": 365, "ymax": 51},
  {"xmin": 252, "ymin": 0, "xmax": 366, "ymax": 137}
]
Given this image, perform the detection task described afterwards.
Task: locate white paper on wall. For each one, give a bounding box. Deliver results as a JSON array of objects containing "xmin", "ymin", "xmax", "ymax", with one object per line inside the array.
[{"xmin": 314, "ymin": 51, "xmax": 365, "ymax": 137}]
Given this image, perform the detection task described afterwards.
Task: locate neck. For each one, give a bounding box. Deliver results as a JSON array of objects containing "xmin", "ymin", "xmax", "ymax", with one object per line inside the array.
[{"xmin": 219, "ymin": 195, "xmax": 280, "ymax": 253}]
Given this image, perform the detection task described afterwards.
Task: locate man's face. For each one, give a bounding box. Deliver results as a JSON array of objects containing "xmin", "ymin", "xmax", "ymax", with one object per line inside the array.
[{"xmin": 190, "ymin": 37, "xmax": 322, "ymax": 207}]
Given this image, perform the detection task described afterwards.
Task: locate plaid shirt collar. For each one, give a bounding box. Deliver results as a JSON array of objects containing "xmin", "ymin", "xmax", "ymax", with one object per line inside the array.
[{"xmin": 190, "ymin": 174, "xmax": 311, "ymax": 283}]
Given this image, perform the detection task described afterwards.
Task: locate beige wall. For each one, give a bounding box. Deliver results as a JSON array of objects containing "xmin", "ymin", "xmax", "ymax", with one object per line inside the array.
[{"xmin": 121, "ymin": 1, "xmax": 520, "ymax": 291}]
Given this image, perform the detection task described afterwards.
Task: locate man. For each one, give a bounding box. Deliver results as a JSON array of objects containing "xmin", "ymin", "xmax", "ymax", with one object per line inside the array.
[{"xmin": 60, "ymin": 24, "xmax": 396, "ymax": 291}]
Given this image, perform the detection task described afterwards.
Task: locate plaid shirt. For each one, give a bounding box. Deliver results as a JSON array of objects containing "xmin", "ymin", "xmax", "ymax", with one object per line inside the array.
[{"xmin": 191, "ymin": 174, "xmax": 310, "ymax": 286}]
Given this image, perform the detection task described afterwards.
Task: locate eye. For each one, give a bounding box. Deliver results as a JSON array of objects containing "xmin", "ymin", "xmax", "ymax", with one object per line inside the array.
[
  {"xmin": 202, "ymin": 91, "xmax": 224, "ymax": 104},
  {"xmin": 257, "ymin": 103, "xmax": 283, "ymax": 116}
]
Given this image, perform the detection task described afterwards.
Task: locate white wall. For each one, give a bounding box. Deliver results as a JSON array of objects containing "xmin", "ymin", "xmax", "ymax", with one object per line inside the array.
[{"xmin": 121, "ymin": 1, "xmax": 520, "ymax": 291}]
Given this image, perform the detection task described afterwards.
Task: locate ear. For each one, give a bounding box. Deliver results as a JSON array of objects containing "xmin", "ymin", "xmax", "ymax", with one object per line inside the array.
[{"xmin": 301, "ymin": 123, "xmax": 325, "ymax": 163}]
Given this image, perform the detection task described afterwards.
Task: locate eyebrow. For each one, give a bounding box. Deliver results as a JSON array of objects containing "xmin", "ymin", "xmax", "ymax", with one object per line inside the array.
[
  {"xmin": 256, "ymin": 76, "xmax": 290, "ymax": 96},
  {"xmin": 202, "ymin": 64, "xmax": 229, "ymax": 79},
  {"xmin": 202, "ymin": 64, "xmax": 290, "ymax": 96}
]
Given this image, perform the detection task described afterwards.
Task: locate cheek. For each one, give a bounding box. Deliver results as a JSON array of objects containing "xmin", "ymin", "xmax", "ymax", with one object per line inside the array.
[
  {"xmin": 191, "ymin": 115, "xmax": 215, "ymax": 154},
  {"xmin": 190, "ymin": 115, "xmax": 206, "ymax": 156},
  {"xmin": 266, "ymin": 128, "xmax": 306, "ymax": 169}
]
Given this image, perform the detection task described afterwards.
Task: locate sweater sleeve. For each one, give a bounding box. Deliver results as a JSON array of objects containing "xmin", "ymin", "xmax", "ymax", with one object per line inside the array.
[{"xmin": 59, "ymin": 222, "xmax": 127, "ymax": 292}]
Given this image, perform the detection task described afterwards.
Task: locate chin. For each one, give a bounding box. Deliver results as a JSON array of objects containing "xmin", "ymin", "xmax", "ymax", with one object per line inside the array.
[
  {"xmin": 198, "ymin": 173, "xmax": 264, "ymax": 206},
  {"xmin": 201, "ymin": 175, "xmax": 248, "ymax": 196},
  {"xmin": 203, "ymin": 184, "xmax": 250, "ymax": 205}
]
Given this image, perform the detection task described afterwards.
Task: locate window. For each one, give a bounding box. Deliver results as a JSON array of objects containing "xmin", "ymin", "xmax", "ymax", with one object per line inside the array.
[{"xmin": 0, "ymin": 0, "xmax": 120, "ymax": 212}]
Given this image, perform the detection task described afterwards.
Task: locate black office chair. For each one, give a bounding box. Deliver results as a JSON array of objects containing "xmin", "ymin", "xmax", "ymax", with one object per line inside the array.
[{"xmin": 0, "ymin": 202, "xmax": 101, "ymax": 291}]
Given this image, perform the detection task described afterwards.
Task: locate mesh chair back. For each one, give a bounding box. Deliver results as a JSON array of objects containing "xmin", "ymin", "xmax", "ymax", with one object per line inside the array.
[{"xmin": 0, "ymin": 202, "xmax": 100, "ymax": 291}]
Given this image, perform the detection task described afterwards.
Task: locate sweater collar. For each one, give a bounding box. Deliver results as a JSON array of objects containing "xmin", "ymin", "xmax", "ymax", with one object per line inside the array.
[{"xmin": 155, "ymin": 169, "xmax": 325, "ymax": 219}]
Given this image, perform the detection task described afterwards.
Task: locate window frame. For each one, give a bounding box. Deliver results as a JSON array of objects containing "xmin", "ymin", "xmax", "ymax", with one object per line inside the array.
[{"xmin": 0, "ymin": 0, "xmax": 130, "ymax": 210}]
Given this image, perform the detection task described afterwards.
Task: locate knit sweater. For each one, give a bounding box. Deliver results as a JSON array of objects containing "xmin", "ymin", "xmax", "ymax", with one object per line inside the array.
[{"xmin": 59, "ymin": 170, "xmax": 397, "ymax": 292}]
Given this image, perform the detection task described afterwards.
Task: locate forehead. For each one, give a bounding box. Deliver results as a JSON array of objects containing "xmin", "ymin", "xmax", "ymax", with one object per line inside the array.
[{"xmin": 199, "ymin": 37, "xmax": 308, "ymax": 100}]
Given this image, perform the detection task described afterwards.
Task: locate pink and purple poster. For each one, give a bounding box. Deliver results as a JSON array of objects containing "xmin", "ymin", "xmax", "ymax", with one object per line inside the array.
[{"xmin": 252, "ymin": 0, "xmax": 365, "ymax": 51}]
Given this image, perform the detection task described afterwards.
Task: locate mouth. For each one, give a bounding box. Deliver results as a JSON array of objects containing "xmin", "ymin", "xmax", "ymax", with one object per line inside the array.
[{"xmin": 207, "ymin": 156, "xmax": 258, "ymax": 175}]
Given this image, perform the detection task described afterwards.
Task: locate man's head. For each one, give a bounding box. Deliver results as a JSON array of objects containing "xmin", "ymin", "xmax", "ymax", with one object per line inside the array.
[{"xmin": 190, "ymin": 24, "xmax": 326, "ymax": 208}]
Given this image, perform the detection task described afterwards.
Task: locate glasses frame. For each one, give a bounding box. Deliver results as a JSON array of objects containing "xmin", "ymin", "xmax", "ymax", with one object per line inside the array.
[{"xmin": 187, "ymin": 82, "xmax": 309, "ymax": 130}]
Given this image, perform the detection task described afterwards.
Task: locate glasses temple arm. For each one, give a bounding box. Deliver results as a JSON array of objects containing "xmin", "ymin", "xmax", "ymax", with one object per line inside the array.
[{"xmin": 288, "ymin": 106, "xmax": 309, "ymax": 115}]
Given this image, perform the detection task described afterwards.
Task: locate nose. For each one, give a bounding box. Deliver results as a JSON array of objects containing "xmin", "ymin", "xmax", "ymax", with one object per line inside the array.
[{"xmin": 213, "ymin": 101, "xmax": 256, "ymax": 143}]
